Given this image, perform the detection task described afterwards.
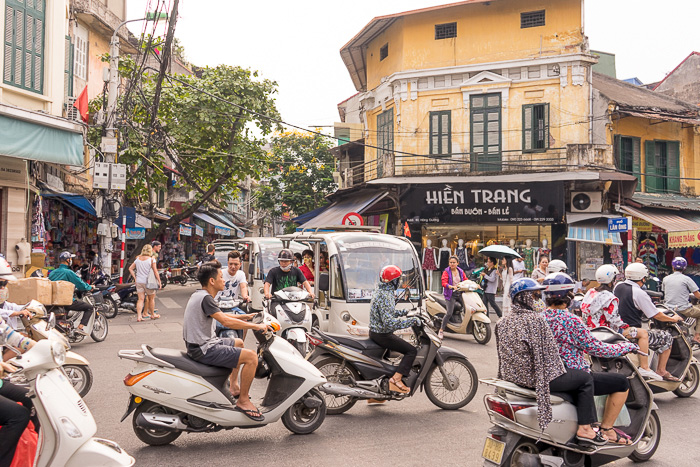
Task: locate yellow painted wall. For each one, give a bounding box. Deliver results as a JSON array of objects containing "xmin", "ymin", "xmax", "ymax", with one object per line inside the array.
[
  {"xmin": 366, "ymin": 0, "xmax": 583, "ymax": 90},
  {"xmin": 610, "ymin": 117, "xmax": 699, "ymax": 195}
]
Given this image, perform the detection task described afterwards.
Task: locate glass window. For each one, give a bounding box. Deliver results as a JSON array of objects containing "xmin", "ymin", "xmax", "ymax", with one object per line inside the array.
[{"xmin": 330, "ymin": 256, "xmax": 344, "ymax": 299}]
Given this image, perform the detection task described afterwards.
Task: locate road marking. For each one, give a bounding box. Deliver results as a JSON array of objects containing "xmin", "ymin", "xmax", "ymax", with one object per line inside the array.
[{"xmin": 158, "ymin": 297, "xmax": 180, "ymax": 309}]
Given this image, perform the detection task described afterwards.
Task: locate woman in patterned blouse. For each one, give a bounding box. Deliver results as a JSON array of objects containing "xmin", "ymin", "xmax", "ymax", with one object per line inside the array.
[
  {"xmin": 543, "ymin": 273, "xmax": 639, "ymax": 445},
  {"xmin": 496, "ymin": 278, "xmax": 606, "ymax": 444}
]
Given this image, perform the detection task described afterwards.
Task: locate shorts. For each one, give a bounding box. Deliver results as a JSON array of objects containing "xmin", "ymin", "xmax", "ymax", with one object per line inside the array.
[
  {"xmin": 648, "ymin": 329, "xmax": 673, "ymax": 353},
  {"xmin": 136, "ymin": 282, "xmax": 156, "ymax": 296},
  {"xmin": 192, "ymin": 338, "xmax": 241, "ymax": 368}
]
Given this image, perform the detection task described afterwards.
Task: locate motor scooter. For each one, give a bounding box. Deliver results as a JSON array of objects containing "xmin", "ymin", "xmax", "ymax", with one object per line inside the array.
[
  {"xmin": 481, "ymin": 327, "xmax": 660, "ymax": 466},
  {"xmin": 113, "ymin": 281, "xmax": 138, "ymax": 313},
  {"xmin": 425, "ymin": 279, "xmax": 492, "ymax": 344},
  {"xmin": 215, "ymin": 298, "xmax": 248, "ymax": 340},
  {"xmin": 48, "ymin": 290, "xmax": 109, "ymax": 344},
  {"xmin": 17, "ymin": 301, "xmax": 94, "ymax": 397},
  {"xmin": 117, "ymin": 310, "xmax": 327, "ymax": 446},
  {"xmin": 7, "ymin": 321, "xmax": 135, "ymax": 466},
  {"xmin": 307, "ymin": 306, "xmax": 478, "ymax": 415},
  {"xmin": 266, "ymin": 286, "xmax": 313, "ymax": 355}
]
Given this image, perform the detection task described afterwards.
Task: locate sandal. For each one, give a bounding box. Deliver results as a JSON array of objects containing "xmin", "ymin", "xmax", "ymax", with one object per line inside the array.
[
  {"xmin": 151, "ymin": 313, "xmax": 161, "ymax": 319},
  {"xmin": 234, "ymin": 405, "xmax": 265, "ymax": 422},
  {"xmin": 389, "ymin": 377, "xmax": 410, "ymax": 394},
  {"xmin": 662, "ymin": 373, "xmax": 681, "ymax": 382},
  {"xmin": 576, "ymin": 430, "xmax": 607, "ymax": 446},
  {"xmin": 601, "ymin": 427, "xmax": 632, "ymax": 445}
]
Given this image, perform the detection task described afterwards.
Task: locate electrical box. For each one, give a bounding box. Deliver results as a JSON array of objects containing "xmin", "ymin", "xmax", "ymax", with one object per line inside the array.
[
  {"xmin": 110, "ymin": 163, "xmax": 127, "ymax": 190},
  {"xmin": 111, "ymin": 225, "xmax": 119, "ymax": 238},
  {"xmin": 97, "ymin": 222, "xmax": 110, "ymax": 236},
  {"xmin": 93, "ymin": 162, "xmax": 110, "ymax": 189}
]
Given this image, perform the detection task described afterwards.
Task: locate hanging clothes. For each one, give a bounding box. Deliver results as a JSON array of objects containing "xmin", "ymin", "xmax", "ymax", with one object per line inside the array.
[
  {"xmin": 455, "ymin": 247, "xmax": 468, "ymax": 270},
  {"xmin": 422, "ymin": 248, "xmax": 438, "ymax": 271}
]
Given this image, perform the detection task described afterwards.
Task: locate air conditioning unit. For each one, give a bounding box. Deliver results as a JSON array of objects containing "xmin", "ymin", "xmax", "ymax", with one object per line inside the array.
[
  {"xmin": 65, "ymin": 97, "xmax": 80, "ymax": 121},
  {"xmin": 570, "ymin": 191, "xmax": 603, "ymax": 213}
]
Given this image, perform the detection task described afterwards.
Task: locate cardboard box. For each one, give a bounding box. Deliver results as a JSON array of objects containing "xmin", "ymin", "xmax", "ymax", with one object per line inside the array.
[
  {"xmin": 8, "ymin": 278, "xmax": 53, "ymax": 305},
  {"xmin": 51, "ymin": 281, "xmax": 75, "ymax": 306}
]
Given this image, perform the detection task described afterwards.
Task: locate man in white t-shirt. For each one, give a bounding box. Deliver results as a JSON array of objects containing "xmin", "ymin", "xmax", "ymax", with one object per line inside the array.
[{"xmin": 216, "ymin": 251, "xmax": 252, "ymax": 339}]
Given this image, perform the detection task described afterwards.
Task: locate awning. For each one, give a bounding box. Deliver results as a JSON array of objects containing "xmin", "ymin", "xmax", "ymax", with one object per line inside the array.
[
  {"xmin": 193, "ymin": 212, "xmax": 234, "ymax": 237},
  {"xmin": 566, "ymin": 225, "xmax": 622, "ymax": 246},
  {"xmin": 620, "ymin": 205, "xmax": 700, "ymax": 233},
  {"xmin": 300, "ymin": 191, "xmax": 388, "ymax": 229},
  {"xmin": 41, "ymin": 193, "xmax": 96, "ymax": 217},
  {"xmin": 566, "ymin": 213, "xmax": 620, "ymax": 224},
  {"xmin": 207, "ymin": 211, "xmax": 245, "ymax": 237},
  {"xmin": 293, "ymin": 204, "xmax": 330, "ymax": 224},
  {"xmin": 0, "ymin": 114, "xmax": 83, "ymax": 166}
]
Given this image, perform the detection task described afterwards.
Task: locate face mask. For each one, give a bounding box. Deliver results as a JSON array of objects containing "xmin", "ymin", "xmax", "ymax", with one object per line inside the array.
[
  {"xmin": 0, "ymin": 288, "xmax": 7, "ymax": 303},
  {"xmin": 304, "ymin": 258, "xmax": 312, "ymax": 266},
  {"xmin": 281, "ymin": 265, "xmax": 292, "ymax": 272}
]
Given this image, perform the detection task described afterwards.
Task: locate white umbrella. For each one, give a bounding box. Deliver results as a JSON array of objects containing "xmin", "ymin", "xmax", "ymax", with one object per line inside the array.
[{"xmin": 478, "ymin": 245, "xmax": 522, "ymax": 259}]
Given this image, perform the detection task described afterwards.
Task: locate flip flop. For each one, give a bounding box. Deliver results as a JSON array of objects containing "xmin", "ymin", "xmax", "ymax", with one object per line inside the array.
[
  {"xmin": 576, "ymin": 430, "xmax": 607, "ymax": 446},
  {"xmin": 662, "ymin": 373, "xmax": 681, "ymax": 382},
  {"xmin": 136, "ymin": 318, "xmax": 144, "ymax": 322},
  {"xmin": 601, "ymin": 427, "xmax": 632, "ymax": 445},
  {"xmin": 234, "ymin": 406, "xmax": 265, "ymax": 422},
  {"xmin": 151, "ymin": 314, "xmax": 161, "ymax": 319}
]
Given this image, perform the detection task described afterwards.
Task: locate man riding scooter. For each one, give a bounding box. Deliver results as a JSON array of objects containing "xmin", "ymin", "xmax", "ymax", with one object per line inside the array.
[
  {"xmin": 662, "ymin": 257, "xmax": 700, "ymax": 346},
  {"xmin": 614, "ymin": 262, "xmax": 683, "ymax": 382},
  {"xmin": 49, "ymin": 251, "xmax": 95, "ymax": 336}
]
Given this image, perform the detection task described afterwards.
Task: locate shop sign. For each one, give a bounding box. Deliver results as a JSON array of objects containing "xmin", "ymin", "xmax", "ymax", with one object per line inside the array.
[
  {"xmin": 125, "ymin": 227, "xmax": 145, "ymax": 240},
  {"xmin": 179, "ymin": 224, "xmax": 192, "ymax": 236},
  {"xmin": 215, "ymin": 226, "xmax": 232, "ymax": 236},
  {"xmin": 0, "ymin": 156, "xmax": 26, "ymax": 188},
  {"xmin": 402, "ymin": 182, "xmax": 564, "ymax": 224},
  {"xmin": 195, "ymin": 225, "xmax": 203, "ymax": 237},
  {"xmin": 607, "ymin": 218, "xmax": 630, "ymax": 232},
  {"xmin": 668, "ymin": 230, "xmax": 700, "ymax": 248},
  {"xmin": 632, "ymin": 219, "xmax": 653, "ymax": 232},
  {"xmin": 135, "ymin": 214, "xmax": 152, "ymax": 229}
]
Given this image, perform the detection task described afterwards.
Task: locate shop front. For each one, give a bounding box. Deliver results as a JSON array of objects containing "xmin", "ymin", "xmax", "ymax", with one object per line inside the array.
[{"xmin": 400, "ymin": 182, "xmax": 567, "ymax": 292}]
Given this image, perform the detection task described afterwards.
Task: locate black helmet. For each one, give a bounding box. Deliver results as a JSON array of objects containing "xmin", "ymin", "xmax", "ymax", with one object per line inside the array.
[{"xmin": 278, "ymin": 249, "xmax": 294, "ymax": 261}]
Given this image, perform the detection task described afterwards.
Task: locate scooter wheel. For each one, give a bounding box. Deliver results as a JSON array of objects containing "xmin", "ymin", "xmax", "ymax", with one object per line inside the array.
[
  {"xmin": 673, "ymin": 364, "xmax": 699, "ymax": 398},
  {"xmin": 282, "ymin": 388, "xmax": 326, "ymax": 435},
  {"xmin": 179, "ymin": 276, "xmax": 188, "ymax": 286},
  {"xmin": 133, "ymin": 400, "xmax": 183, "ymax": 446},
  {"xmin": 628, "ymin": 411, "xmax": 661, "ymax": 462},
  {"xmin": 315, "ymin": 357, "xmax": 359, "ymax": 415},
  {"xmin": 103, "ymin": 296, "xmax": 119, "ymax": 319},
  {"xmin": 63, "ymin": 364, "xmax": 93, "ymax": 397},
  {"xmin": 472, "ymin": 321, "xmax": 492, "ymax": 345},
  {"xmin": 424, "ymin": 356, "xmax": 478, "ymax": 410},
  {"xmin": 90, "ymin": 313, "xmax": 109, "ymax": 342}
]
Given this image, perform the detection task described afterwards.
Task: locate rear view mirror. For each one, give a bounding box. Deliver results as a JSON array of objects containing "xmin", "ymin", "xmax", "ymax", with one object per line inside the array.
[
  {"xmin": 318, "ymin": 273, "xmax": 329, "ymax": 292},
  {"xmin": 248, "ymin": 263, "xmax": 254, "ymax": 275},
  {"xmin": 47, "ymin": 312, "xmax": 56, "ymax": 331}
]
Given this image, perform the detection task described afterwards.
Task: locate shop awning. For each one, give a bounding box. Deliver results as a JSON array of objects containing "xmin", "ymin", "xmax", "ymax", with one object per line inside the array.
[
  {"xmin": 566, "ymin": 225, "xmax": 623, "ymax": 246},
  {"xmin": 300, "ymin": 191, "xmax": 388, "ymax": 229},
  {"xmin": 193, "ymin": 212, "xmax": 234, "ymax": 237},
  {"xmin": 207, "ymin": 211, "xmax": 245, "ymax": 237},
  {"xmin": 41, "ymin": 193, "xmax": 96, "ymax": 217},
  {"xmin": 0, "ymin": 112, "xmax": 83, "ymax": 166},
  {"xmin": 293, "ymin": 204, "xmax": 330, "ymax": 224},
  {"xmin": 619, "ymin": 205, "xmax": 700, "ymax": 233}
]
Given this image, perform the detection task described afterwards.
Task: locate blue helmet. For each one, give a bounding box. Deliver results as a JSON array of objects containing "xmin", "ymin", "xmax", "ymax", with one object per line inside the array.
[
  {"xmin": 542, "ymin": 273, "xmax": 575, "ymax": 298},
  {"xmin": 509, "ymin": 278, "xmax": 546, "ymax": 300},
  {"xmin": 672, "ymin": 257, "xmax": 688, "ymax": 271}
]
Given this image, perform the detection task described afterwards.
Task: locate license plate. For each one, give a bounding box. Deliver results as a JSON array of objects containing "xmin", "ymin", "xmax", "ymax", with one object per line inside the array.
[
  {"xmin": 482, "ymin": 437, "xmax": 505, "ymax": 464},
  {"xmin": 111, "ymin": 293, "xmax": 120, "ymax": 301}
]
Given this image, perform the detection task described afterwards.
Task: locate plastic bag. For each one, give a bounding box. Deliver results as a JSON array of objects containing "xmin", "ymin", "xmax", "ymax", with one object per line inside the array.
[
  {"xmin": 10, "ymin": 420, "xmax": 38, "ymax": 467},
  {"xmin": 594, "ymin": 395, "xmax": 631, "ymax": 427}
]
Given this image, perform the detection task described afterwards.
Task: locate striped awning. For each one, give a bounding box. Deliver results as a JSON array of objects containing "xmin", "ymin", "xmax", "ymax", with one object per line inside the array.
[
  {"xmin": 566, "ymin": 225, "xmax": 622, "ymax": 246},
  {"xmin": 620, "ymin": 205, "xmax": 700, "ymax": 233}
]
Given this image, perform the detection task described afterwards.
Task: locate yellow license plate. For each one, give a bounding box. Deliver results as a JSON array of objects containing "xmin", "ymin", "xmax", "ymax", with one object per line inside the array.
[{"xmin": 482, "ymin": 436, "xmax": 506, "ymax": 464}]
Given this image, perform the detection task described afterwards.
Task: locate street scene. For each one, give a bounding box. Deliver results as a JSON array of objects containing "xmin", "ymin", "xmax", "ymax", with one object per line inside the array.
[{"xmin": 2, "ymin": 0, "xmax": 700, "ymax": 466}]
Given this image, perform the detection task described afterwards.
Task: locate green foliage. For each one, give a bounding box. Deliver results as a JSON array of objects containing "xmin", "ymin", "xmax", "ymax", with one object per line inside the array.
[{"xmin": 255, "ymin": 132, "xmax": 337, "ymax": 232}]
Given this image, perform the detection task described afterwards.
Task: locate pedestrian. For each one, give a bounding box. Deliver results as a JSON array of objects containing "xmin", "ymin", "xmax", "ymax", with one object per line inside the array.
[
  {"xmin": 512, "ymin": 256, "xmax": 526, "ymax": 280},
  {"xmin": 129, "ymin": 244, "xmax": 162, "ymax": 322},
  {"xmin": 151, "ymin": 241, "xmax": 163, "ymax": 317},
  {"xmin": 531, "ymin": 256, "xmax": 549, "ymax": 283},
  {"xmin": 500, "ymin": 257, "xmax": 514, "ymax": 314},
  {"xmin": 480, "ymin": 256, "xmax": 502, "ymax": 318},
  {"xmin": 202, "ymin": 244, "xmax": 216, "ymax": 263},
  {"xmin": 439, "ymin": 256, "xmax": 467, "ymax": 339}
]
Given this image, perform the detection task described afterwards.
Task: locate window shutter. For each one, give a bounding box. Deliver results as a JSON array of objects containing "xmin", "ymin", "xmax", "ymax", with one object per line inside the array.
[
  {"xmin": 441, "ymin": 112, "xmax": 450, "ymax": 155},
  {"xmin": 3, "ymin": 5, "xmax": 13, "ymax": 83},
  {"xmin": 666, "ymin": 141, "xmax": 680, "ymax": 193},
  {"xmin": 522, "ymin": 105, "xmax": 533, "ymax": 151},
  {"xmin": 614, "ymin": 135, "xmax": 621, "ymax": 169},
  {"xmin": 543, "ymin": 103, "xmax": 550, "ymax": 149},
  {"xmin": 430, "ymin": 112, "xmax": 438, "ymax": 155},
  {"xmin": 64, "ymin": 35, "xmax": 74, "ymax": 102},
  {"xmin": 632, "ymin": 137, "xmax": 641, "ymax": 191},
  {"xmin": 4, "ymin": 0, "xmax": 44, "ymax": 93},
  {"xmin": 644, "ymin": 140, "xmax": 658, "ymax": 193}
]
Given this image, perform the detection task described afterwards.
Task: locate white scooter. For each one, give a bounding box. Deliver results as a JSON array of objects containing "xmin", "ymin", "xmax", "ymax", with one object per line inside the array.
[
  {"xmin": 265, "ymin": 286, "xmax": 313, "ymax": 355},
  {"xmin": 6, "ymin": 315, "xmax": 134, "ymax": 467},
  {"xmin": 118, "ymin": 310, "xmax": 327, "ymax": 446}
]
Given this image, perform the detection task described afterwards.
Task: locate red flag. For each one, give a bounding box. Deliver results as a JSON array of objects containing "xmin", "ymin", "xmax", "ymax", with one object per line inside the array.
[
  {"xmin": 403, "ymin": 221, "xmax": 411, "ymax": 238},
  {"xmin": 73, "ymin": 86, "xmax": 89, "ymax": 123}
]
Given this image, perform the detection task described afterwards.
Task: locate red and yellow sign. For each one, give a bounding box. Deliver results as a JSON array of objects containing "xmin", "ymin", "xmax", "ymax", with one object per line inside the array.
[{"xmin": 668, "ymin": 230, "xmax": 700, "ymax": 248}]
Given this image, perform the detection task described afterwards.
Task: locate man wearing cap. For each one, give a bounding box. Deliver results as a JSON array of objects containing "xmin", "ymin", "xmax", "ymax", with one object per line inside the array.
[{"xmin": 48, "ymin": 252, "xmax": 95, "ymax": 336}]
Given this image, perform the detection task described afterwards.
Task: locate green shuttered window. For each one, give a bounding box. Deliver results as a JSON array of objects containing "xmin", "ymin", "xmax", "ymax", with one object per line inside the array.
[
  {"xmin": 3, "ymin": 0, "xmax": 45, "ymax": 93},
  {"xmin": 614, "ymin": 135, "xmax": 641, "ymax": 192},
  {"xmin": 644, "ymin": 140, "xmax": 680, "ymax": 194},
  {"xmin": 522, "ymin": 103, "xmax": 549, "ymax": 152},
  {"xmin": 429, "ymin": 110, "xmax": 451, "ymax": 156}
]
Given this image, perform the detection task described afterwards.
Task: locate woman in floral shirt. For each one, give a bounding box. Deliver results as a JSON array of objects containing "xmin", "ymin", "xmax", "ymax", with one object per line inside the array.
[{"xmin": 543, "ymin": 273, "xmax": 638, "ymax": 445}]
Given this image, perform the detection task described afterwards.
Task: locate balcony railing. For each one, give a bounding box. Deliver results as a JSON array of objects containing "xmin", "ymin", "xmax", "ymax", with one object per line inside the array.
[{"xmin": 336, "ymin": 144, "xmax": 613, "ymax": 189}]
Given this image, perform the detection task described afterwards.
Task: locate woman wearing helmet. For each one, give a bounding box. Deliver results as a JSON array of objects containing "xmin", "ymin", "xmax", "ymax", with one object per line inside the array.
[
  {"xmin": 369, "ymin": 265, "xmax": 420, "ymax": 394},
  {"xmin": 662, "ymin": 256, "xmax": 700, "ymax": 345},
  {"xmin": 542, "ymin": 272, "xmax": 639, "ymax": 445},
  {"xmin": 497, "ymin": 277, "xmax": 606, "ymax": 444},
  {"xmin": 546, "ymin": 259, "xmax": 568, "ymax": 274},
  {"xmin": 581, "ymin": 265, "xmax": 660, "ymax": 381},
  {"xmin": 263, "ymin": 249, "xmax": 314, "ymax": 301}
]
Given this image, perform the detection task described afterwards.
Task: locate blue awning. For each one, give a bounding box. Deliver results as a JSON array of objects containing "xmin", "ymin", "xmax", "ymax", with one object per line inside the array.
[
  {"xmin": 42, "ymin": 193, "xmax": 96, "ymax": 217},
  {"xmin": 293, "ymin": 204, "xmax": 330, "ymax": 224},
  {"xmin": 207, "ymin": 211, "xmax": 245, "ymax": 237},
  {"xmin": 566, "ymin": 225, "xmax": 622, "ymax": 246},
  {"xmin": 193, "ymin": 212, "xmax": 234, "ymax": 237}
]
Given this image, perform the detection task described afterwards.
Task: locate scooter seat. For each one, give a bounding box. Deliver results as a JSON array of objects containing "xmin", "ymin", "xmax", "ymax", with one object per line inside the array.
[
  {"xmin": 428, "ymin": 292, "xmax": 463, "ymax": 312},
  {"xmin": 114, "ymin": 283, "xmax": 134, "ymax": 292},
  {"xmin": 322, "ymin": 331, "xmax": 384, "ymax": 351},
  {"xmin": 149, "ymin": 347, "xmax": 231, "ymax": 377}
]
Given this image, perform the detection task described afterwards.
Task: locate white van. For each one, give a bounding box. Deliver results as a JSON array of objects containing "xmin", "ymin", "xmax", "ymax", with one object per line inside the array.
[
  {"xmin": 212, "ymin": 238, "xmax": 306, "ymax": 311},
  {"xmin": 279, "ymin": 227, "xmax": 424, "ymax": 336}
]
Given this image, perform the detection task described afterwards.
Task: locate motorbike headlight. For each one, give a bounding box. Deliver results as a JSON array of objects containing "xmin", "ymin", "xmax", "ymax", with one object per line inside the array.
[
  {"xmin": 60, "ymin": 417, "xmax": 82, "ymax": 438},
  {"xmin": 51, "ymin": 341, "xmax": 66, "ymax": 366}
]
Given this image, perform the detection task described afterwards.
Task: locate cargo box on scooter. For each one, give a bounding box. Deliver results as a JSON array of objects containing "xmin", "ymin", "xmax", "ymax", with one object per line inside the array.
[
  {"xmin": 51, "ymin": 280, "xmax": 76, "ymax": 305},
  {"xmin": 8, "ymin": 277, "xmax": 53, "ymax": 304}
]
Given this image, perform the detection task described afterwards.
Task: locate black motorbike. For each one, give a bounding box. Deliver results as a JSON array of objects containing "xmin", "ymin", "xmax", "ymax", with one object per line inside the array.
[
  {"xmin": 90, "ymin": 268, "xmax": 119, "ymax": 319},
  {"xmin": 307, "ymin": 307, "xmax": 478, "ymax": 415},
  {"xmin": 48, "ymin": 290, "xmax": 110, "ymax": 344},
  {"xmin": 112, "ymin": 279, "xmax": 138, "ymax": 313}
]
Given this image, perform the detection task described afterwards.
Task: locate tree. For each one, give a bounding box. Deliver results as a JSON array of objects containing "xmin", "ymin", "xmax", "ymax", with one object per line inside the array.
[
  {"xmin": 90, "ymin": 57, "xmax": 281, "ymax": 262},
  {"xmin": 255, "ymin": 132, "xmax": 337, "ymax": 232}
]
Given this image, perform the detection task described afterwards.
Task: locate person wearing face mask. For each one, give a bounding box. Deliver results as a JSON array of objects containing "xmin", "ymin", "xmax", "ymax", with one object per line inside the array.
[
  {"xmin": 299, "ymin": 249, "xmax": 315, "ymax": 283},
  {"xmin": 263, "ymin": 249, "xmax": 314, "ymax": 300},
  {"xmin": 48, "ymin": 251, "xmax": 95, "ymax": 336},
  {"xmin": 0, "ymin": 259, "xmax": 29, "ymax": 331}
]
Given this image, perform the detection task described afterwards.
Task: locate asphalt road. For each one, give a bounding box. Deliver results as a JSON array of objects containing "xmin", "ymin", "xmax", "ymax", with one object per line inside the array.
[{"xmin": 71, "ymin": 283, "xmax": 700, "ymax": 467}]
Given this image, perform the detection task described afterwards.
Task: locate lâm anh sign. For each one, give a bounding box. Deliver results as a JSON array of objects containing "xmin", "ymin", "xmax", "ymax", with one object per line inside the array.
[{"xmin": 401, "ymin": 182, "xmax": 565, "ymax": 224}]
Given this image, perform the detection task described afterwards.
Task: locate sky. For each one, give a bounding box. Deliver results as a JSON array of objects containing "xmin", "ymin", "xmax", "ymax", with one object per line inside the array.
[{"xmin": 126, "ymin": 0, "xmax": 700, "ymax": 134}]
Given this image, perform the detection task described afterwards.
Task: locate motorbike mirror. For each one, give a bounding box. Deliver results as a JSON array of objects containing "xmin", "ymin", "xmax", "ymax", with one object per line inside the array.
[
  {"xmin": 47, "ymin": 313, "xmax": 56, "ymax": 331},
  {"xmin": 318, "ymin": 273, "xmax": 329, "ymax": 292}
]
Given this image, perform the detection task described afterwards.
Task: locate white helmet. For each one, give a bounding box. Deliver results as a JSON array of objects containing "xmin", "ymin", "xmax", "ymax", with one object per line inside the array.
[
  {"xmin": 547, "ymin": 259, "xmax": 568, "ymax": 274},
  {"xmin": 0, "ymin": 257, "xmax": 13, "ymax": 280},
  {"xmin": 625, "ymin": 263, "xmax": 649, "ymax": 282},
  {"xmin": 595, "ymin": 264, "xmax": 619, "ymax": 284}
]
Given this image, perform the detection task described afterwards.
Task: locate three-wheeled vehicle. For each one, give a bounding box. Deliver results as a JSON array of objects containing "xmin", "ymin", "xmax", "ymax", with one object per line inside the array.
[
  {"xmin": 212, "ymin": 238, "xmax": 306, "ymax": 311},
  {"xmin": 279, "ymin": 226, "xmax": 423, "ymax": 336}
]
